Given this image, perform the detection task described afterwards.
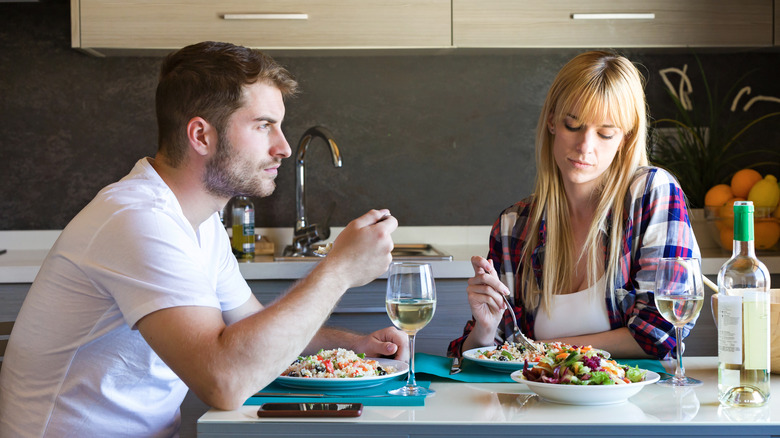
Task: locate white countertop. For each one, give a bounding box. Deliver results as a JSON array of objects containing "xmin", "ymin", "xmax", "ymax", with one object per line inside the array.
[
  {"xmin": 0, "ymin": 227, "xmax": 490, "ymax": 283},
  {"xmin": 197, "ymin": 357, "xmax": 780, "ymax": 437},
  {"xmin": 1, "ymin": 228, "xmax": 778, "ymax": 283}
]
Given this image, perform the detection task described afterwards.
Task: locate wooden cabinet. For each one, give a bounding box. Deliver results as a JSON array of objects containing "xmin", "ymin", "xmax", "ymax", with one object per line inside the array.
[
  {"xmin": 248, "ymin": 279, "xmax": 472, "ymax": 356},
  {"xmin": 453, "ymin": 0, "xmax": 774, "ymax": 48},
  {"xmin": 72, "ymin": 0, "xmax": 777, "ymax": 55},
  {"xmin": 775, "ymin": 0, "xmax": 780, "ymax": 46},
  {"xmin": 0, "ymin": 284, "xmax": 30, "ymax": 322},
  {"xmin": 71, "ymin": 0, "xmax": 451, "ymax": 56}
]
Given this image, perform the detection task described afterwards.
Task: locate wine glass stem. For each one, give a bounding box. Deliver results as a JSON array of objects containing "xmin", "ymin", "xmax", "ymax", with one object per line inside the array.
[
  {"xmin": 406, "ymin": 333, "xmax": 417, "ymax": 388},
  {"xmin": 674, "ymin": 326, "xmax": 686, "ymax": 381}
]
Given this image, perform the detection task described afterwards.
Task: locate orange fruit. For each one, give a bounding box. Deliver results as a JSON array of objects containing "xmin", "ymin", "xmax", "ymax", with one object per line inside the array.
[
  {"xmin": 704, "ymin": 184, "xmax": 734, "ymax": 207},
  {"xmin": 717, "ymin": 197, "xmax": 746, "ymax": 234},
  {"xmin": 715, "ymin": 219, "xmax": 728, "ymax": 233},
  {"xmin": 731, "ymin": 168, "xmax": 762, "ymax": 198},
  {"xmin": 718, "ymin": 197, "xmax": 747, "ymax": 219},
  {"xmin": 754, "ymin": 220, "xmax": 780, "ymax": 250},
  {"xmin": 719, "ymin": 228, "xmax": 734, "ymax": 251}
]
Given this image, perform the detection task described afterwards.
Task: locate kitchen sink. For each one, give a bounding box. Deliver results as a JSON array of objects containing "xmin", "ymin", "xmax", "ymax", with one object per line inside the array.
[
  {"xmin": 274, "ymin": 243, "xmax": 452, "ymax": 261},
  {"xmin": 388, "ymin": 244, "xmax": 453, "ymax": 261}
]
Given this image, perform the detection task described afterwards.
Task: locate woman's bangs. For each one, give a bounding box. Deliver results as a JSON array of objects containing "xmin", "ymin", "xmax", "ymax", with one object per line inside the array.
[{"xmin": 557, "ymin": 79, "xmax": 635, "ymax": 134}]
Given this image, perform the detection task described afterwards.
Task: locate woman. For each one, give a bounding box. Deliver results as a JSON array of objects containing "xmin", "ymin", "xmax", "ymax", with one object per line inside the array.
[{"xmin": 448, "ymin": 51, "xmax": 700, "ymax": 360}]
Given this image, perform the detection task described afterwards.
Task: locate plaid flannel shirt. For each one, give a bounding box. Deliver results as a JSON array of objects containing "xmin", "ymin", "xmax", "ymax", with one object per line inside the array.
[{"xmin": 448, "ymin": 167, "xmax": 701, "ymax": 359}]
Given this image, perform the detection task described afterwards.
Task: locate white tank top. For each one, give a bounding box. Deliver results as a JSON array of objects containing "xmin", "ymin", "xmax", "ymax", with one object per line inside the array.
[{"xmin": 533, "ymin": 275, "xmax": 611, "ymax": 339}]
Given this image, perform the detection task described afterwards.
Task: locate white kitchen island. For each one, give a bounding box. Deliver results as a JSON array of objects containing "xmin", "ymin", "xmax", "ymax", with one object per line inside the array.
[{"xmin": 197, "ymin": 357, "xmax": 780, "ymax": 437}]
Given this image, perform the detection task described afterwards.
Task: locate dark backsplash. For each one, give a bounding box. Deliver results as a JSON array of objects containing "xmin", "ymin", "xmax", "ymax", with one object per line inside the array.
[{"xmin": 1, "ymin": 1, "xmax": 778, "ymax": 229}]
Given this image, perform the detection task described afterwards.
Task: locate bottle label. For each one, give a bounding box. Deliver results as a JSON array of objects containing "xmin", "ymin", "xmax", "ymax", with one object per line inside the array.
[
  {"xmin": 743, "ymin": 290, "xmax": 770, "ymax": 370},
  {"xmin": 718, "ymin": 294, "xmax": 743, "ymax": 364},
  {"xmin": 242, "ymin": 210, "xmax": 255, "ymax": 236}
]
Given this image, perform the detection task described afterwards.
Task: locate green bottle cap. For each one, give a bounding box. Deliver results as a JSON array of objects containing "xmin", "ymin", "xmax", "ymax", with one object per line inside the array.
[{"xmin": 733, "ymin": 201, "xmax": 754, "ymax": 242}]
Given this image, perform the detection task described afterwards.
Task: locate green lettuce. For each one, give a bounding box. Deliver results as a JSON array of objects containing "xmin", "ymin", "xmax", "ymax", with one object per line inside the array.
[
  {"xmin": 625, "ymin": 366, "xmax": 648, "ymax": 383},
  {"xmin": 587, "ymin": 371, "xmax": 614, "ymax": 385}
]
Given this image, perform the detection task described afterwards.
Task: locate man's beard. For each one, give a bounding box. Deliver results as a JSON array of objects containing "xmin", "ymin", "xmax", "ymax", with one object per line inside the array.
[{"xmin": 203, "ymin": 132, "xmax": 278, "ymax": 199}]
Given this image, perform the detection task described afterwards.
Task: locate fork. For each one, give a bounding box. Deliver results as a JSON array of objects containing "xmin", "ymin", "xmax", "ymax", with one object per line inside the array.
[
  {"xmin": 481, "ymin": 258, "xmax": 540, "ymax": 354},
  {"xmin": 501, "ymin": 293, "xmax": 541, "ymax": 353}
]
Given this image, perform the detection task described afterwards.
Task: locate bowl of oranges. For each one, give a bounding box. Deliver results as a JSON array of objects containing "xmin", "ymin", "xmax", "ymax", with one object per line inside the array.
[{"xmin": 704, "ymin": 169, "xmax": 780, "ymax": 252}]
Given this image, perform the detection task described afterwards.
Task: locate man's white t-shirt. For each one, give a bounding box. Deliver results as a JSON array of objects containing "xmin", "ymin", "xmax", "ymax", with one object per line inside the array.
[{"xmin": 0, "ymin": 158, "xmax": 252, "ymax": 437}]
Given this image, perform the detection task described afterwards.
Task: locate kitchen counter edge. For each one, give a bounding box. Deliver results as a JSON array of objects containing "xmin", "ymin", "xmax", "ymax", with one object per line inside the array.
[{"xmin": 1, "ymin": 228, "xmax": 778, "ymax": 283}]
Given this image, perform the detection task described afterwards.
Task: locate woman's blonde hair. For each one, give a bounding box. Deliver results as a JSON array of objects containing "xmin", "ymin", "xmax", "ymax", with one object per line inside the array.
[{"xmin": 521, "ymin": 51, "xmax": 649, "ymax": 313}]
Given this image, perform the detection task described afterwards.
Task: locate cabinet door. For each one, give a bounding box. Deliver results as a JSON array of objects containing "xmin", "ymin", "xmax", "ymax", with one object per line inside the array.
[
  {"xmin": 0, "ymin": 284, "xmax": 31, "ymax": 322},
  {"xmin": 325, "ymin": 279, "xmax": 471, "ymax": 356},
  {"xmin": 775, "ymin": 0, "xmax": 780, "ymax": 46},
  {"xmin": 74, "ymin": 0, "xmax": 451, "ymax": 53},
  {"xmin": 248, "ymin": 279, "xmax": 471, "ymax": 356},
  {"xmin": 453, "ymin": 0, "xmax": 774, "ymax": 48}
]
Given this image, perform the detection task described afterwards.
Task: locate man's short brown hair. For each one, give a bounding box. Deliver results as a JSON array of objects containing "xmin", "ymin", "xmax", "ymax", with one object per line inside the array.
[{"xmin": 155, "ymin": 41, "xmax": 299, "ymax": 166}]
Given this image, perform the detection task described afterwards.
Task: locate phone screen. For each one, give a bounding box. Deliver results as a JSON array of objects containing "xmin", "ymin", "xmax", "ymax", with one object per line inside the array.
[{"xmin": 257, "ymin": 403, "xmax": 363, "ymax": 417}]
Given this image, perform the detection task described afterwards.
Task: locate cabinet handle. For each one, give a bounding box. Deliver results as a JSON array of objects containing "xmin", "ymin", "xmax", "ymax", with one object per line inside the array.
[
  {"xmin": 332, "ymin": 307, "xmax": 387, "ymax": 314},
  {"xmin": 222, "ymin": 13, "xmax": 309, "ymax": 20},
  {"xmin": 571, "ymin": 13, "xmax": 655, "ymax": 20}
]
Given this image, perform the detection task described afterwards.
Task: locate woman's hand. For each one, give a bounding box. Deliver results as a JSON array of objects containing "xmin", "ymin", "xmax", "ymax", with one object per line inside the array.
[{"xmin": 464, "ymin": 256, "xmax": 510, "ymax": 347}]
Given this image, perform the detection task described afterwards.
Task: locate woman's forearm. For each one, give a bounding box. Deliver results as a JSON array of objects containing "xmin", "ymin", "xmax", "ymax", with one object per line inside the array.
[{"xmin": 461, "ymin": 322, "xmax": 499, "ymax": 352}]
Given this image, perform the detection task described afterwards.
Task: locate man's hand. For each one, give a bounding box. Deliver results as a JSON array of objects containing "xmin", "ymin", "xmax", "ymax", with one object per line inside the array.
[
  {"xmin": 348, "ymin": 326, "xmax": 409, "ymax": 362},
  {"xmin": 320, "ymin": 209, "xmax": 397, "ymax": 289}
]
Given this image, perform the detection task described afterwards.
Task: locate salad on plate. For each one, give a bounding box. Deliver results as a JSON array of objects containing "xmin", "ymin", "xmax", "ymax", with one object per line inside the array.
[
  {"xmin": 474, "ymin": 341, "xmax": 607, "ymax": 364},
  {"xmin": 282, "ymin": 348, "xmax": 397, "ymax": 379}
]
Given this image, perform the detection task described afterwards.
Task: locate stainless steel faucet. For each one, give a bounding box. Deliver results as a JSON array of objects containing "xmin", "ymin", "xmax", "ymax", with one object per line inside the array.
[{"xmin": 285, "ymin": 126, "xmax": 342, "ymax": 257}]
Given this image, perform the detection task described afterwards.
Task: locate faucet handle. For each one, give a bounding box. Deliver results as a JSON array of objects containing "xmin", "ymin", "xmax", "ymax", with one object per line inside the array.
[
  {"xmin": 292, "ymin": 223, "xmax": 330, "ymax": 255},
  {"xmin": 291, "ymin": 202, "xmax": 336, "ymax": 256},
  {"xmin": 306, "ymin": 201, "xmax": 335, "ymax": 240}
]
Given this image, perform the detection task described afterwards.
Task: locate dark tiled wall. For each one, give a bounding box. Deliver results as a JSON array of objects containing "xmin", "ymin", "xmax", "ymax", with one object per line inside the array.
[{"xmin": 2, "ymin": 1, "xmax": 778, "ymax": 229}]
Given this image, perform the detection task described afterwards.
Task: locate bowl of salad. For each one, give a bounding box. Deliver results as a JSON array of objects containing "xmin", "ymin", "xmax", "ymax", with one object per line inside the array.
[{"xmin": 510, "ymin": 345, "xmax": 659, "ymax": 405}]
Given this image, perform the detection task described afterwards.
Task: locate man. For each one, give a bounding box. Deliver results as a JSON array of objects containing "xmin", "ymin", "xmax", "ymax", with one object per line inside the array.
[{"xmin": 0, "ymin": 41, "xmax": 405, "ymax": 437}]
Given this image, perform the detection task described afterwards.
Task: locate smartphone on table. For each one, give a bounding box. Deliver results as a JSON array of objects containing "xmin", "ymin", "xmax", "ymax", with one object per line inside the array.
[{"xmin": 257, "ymin": 403, "xmax": 363, "ymax": 417}]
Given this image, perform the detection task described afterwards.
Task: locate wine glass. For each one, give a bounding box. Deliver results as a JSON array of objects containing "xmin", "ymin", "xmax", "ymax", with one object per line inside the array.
[
  {"xmin": 385, "ymin": 262, "xmax": 437, "ymax": 396},
  {"xmin": 654, "ymin": 257, "xmax": 704, "ymax": 387}
]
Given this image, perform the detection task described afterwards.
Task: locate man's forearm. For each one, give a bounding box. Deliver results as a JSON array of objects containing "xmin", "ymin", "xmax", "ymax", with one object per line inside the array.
[{"xmin": 303, "ymin": 326, "xmax": 362, "ymax": 355}]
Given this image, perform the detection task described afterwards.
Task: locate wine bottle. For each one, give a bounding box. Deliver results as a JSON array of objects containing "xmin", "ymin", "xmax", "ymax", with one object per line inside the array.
[
  {"xmin": 231, "ymin": 196, "xmax": 255, "ymax": 260},
  {"xmin": 716, "ymin": 200, "xmax": 771, "ymax": 407}
]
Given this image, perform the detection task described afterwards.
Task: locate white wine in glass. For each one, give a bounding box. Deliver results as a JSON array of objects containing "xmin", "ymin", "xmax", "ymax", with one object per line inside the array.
[
  {"xmin": 386, "ymin": 262, "xmax": 436, "ymax": 396},
  {"xmin": 654, "ymin": 257, "xmax": 704, "ymax": 387}
]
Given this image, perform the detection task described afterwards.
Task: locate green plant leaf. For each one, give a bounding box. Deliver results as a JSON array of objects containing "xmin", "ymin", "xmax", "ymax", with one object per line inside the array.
[{"xmin": 649, "ymin": 54, "xmax": 780, "ymax": 208}]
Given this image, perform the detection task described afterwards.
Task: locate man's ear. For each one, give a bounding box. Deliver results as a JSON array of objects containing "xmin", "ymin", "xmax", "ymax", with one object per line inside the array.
[{"xmin": 186, "ymin": 117, "xmax": 215, "ymax": 157}]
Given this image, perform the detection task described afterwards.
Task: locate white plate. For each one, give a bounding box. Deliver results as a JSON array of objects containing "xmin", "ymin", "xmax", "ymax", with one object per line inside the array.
[
  {"xmin": 274, "ymin": 358, "xmax": 408, "ymax": 390},
  {"xmin": 463, "ymin": 345, "xmax": 610, "ymax": 373},
  {"xmin": 462, "ymin": 347, "xmax": 538, "ymax": 372},
  {"xmin": 510, "ymin": 370, "xmax": 660, "ymax": 405}
]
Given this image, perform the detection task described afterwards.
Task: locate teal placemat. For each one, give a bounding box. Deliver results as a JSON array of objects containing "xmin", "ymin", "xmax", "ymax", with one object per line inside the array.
[
  {"xmin": 244, "ymin": 380, "xmax": 430, "ymax": 407},
  {"xmin": 615, "ymin": 359, "xmax": 668, "ymax": 376},
  {"xmin": 414, "ymin": 353, "xmax": 668, "ymax": 382},
  {"xmin": 414, "ymin": 353, "xmax": 515, "ymax": 383}
]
